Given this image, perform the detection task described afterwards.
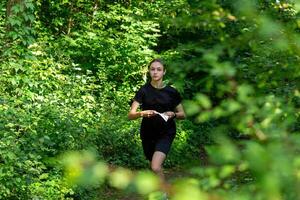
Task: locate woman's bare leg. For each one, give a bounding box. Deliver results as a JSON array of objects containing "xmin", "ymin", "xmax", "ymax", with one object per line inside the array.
[{"xmin": 151, "ymin": 151, "xmax": 166, "ymax": 180}]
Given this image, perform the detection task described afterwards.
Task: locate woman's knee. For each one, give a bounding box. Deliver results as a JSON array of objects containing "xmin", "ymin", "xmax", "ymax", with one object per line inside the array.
[{"xmin": 151, "ymin": 164, "xmax": 162, "ymax": 173}]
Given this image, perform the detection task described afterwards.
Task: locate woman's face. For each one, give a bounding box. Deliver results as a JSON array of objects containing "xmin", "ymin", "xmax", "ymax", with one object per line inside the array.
[{"xmin": 149, "ymin": 61, "xmax": 165, "ymax": 81}]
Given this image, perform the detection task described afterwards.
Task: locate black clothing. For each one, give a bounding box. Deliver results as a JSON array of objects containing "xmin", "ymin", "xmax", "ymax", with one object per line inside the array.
[
  {"xmin": 141, "ymin": 134, "xmax": 175, "ymax": 161},
  {"xmin": 133, "ymin": 82, "xmax": 182, "ymax": 160}
]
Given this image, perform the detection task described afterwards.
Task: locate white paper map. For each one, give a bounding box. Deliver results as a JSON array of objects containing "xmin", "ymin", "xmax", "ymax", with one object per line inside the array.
[{"xmin": 154, "ymin": 111, "xmax": 169, "ymax": 122}]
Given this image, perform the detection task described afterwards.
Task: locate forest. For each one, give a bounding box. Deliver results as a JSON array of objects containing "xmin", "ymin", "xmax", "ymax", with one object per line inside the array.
[{"xmin": 1, "ymin": 0, "xmax": 300, "ymax": 199}]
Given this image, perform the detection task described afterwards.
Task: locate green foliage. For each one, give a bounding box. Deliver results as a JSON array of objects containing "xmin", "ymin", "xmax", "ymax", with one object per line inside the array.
[
  {"xmin": 1, "ymin": 1, "xmax": 161, "ymax": 198},
  {"xmin": 5, "ymin": 0, "xmax": 35, "ymax": 47},
  {"xmin": 93, "ymin": 114, "xmax": 148, "ymax": 168},
  {"xmin": 1, "ymin": 0, "xmax": 300, "ymax": 199}
]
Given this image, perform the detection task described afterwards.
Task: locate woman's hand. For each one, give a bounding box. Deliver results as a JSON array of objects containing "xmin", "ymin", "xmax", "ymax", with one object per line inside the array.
[
  {"xmin": 140, "ymin": 110, "xmax": 156, "ymax": 118},
  {"xmin": 163, "ymin": 111, "xmax": 176, "ymax": 118}
]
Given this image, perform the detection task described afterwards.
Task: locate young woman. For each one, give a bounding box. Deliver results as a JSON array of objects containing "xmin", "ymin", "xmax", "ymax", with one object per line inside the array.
[{"xmin": 128, "ymin": 59, "xmax": 185, "ymax": 179}]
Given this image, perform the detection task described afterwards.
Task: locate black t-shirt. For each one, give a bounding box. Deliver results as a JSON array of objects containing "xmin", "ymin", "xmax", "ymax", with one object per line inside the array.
[{"xmin": 133, "ymin": 83, "xmax": 182, "ymax": 138}]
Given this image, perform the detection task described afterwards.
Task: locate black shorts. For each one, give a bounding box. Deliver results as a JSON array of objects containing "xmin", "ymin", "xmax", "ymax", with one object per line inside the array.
[{"xmin": 141, "ymin": 134, "xmax": 175, "ymax": 161}]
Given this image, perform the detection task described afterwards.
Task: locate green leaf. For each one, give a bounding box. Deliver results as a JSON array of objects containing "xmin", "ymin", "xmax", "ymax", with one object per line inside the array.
[
  {"xmin": 134, "ymin": 171, "xmax": 159, "ymax": 195},
  {"xmin": 183, "ymin": 100, "xmax": 200, "ymax": 116}
]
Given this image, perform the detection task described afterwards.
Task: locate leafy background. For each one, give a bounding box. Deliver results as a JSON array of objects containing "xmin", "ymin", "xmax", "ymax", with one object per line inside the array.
[{"xmin": 1, "ymin": 0, "xmax": 300, "ymax": 199}]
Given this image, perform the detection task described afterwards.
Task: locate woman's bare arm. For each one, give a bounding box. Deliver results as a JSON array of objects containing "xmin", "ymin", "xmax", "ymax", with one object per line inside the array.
[
  {"xmin": 128, "ymin": 101, "xmax": 141, "ymax": 120},
  {"xmin": 174, "ymin": 103, "xmax": 186, "ymax": 120},
  {"xmin": 128, "ymin": 100, "xmax": 156, "ymax": 120}
]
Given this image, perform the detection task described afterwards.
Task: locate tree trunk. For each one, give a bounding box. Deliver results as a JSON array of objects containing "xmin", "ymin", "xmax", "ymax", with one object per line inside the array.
[
  {"xmin": 6, "ymin": 0, "xmax": 25, "ymax": 31},
  {"xmin": 6, "ymin": 0, "xmax": 24, "ymax": 18}
]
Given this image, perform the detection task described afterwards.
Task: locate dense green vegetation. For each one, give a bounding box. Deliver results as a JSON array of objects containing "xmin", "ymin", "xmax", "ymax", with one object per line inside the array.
[{"xmin": 1, "ymin": 0, "xmax": 300, "ymax": 199}]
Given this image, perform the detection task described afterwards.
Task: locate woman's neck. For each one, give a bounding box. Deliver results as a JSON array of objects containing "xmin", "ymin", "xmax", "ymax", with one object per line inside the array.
[{"xmin": 150, "ymin": 80, "xmax": 164, "ymax": 89}]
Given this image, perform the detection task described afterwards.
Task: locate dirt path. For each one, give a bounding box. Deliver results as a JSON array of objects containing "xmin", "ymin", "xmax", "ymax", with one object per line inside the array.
[{"xmin": 100, "ymin": 167, "xmax": 191, "ymax": 200}]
